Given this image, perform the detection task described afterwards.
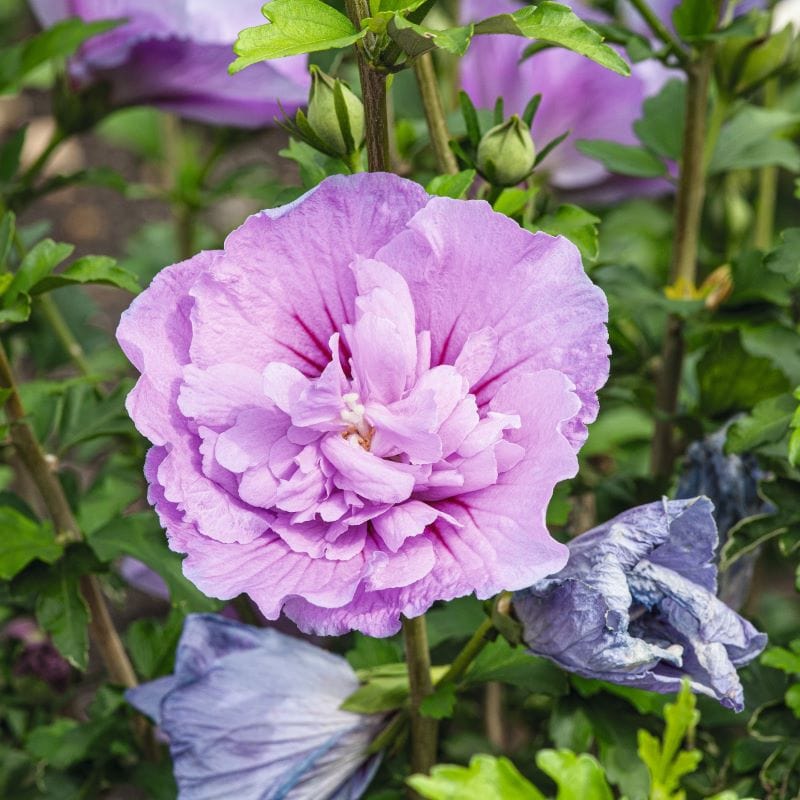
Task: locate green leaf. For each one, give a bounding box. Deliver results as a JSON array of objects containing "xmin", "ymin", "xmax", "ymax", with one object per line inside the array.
[
  {"xmin": 785, "ymin": 684, "xmax": 800, "ymax": 718},
  {"xmin": 721, "ymin": 479, "xmax": 800, "ymax": 569},
  {"xmin": 465, "ymin": 638, "xmax": 568, "ymax": 696},
  {"xmin": 19, "ymin": 18, "xmax": 122, "ymax": 76},
  {"xmin": 420, "ymin": 683, "xmax": 457, "ymax": 719},
  {"xmin": 672, "ymin": 0, "xmax": 716, "ymax": 40},
  {"xmin": 35, "ymin": 557, "xmax": 91, "ymax": 670},
  {"xmin": 76, "ymin": 464, "xmax": 142, "ymax": 537},
  {"xmin": 536, "ymin": 749, "xmax": 614, "ymax": 800},
  {"xmin": 0, "ymin": 18, "xmax": 121, "ymax": 92},
  {"xmin": 710, "ymin": 106, "xmax": 800, "ymax": 174},
  {"xmin": 387, "ymin": 16, "xmax": 474, "ymax": 56},
  {"xmin": 697, "ymin": 331, "xmax": 789, "ymax": 417},
  {"xmin": 0, "ymin": 126, "xmax": 26, "ymax": 183},
  {"xmin": 7, "ymin": 239, "xmax": 73, "ymax": 299},
  {"xmin": 26, "ymin": 687, "xmax": 130, "ymax": 768},
  {"xmin": 342, "ymin": 662, "xmax": 449, "ymax": 713},
  {"xmin": 0, "ymin": 507, "xmax": 62, "ymax": 580},
  {"xmin": 474, "ymin": 3, "xmax": 630, "ymax": 76},
  {"xmin": 493, "ymin": 187, "xmax": 535, "ymax": 218},
  {"xmin": 345, "ymin": 633, "xmax": 403, "ymax": 670},
  {"xmin": 535, "ymin": 204, "xmax": 601, "ymax": 262},
  {"xmin": 791, "ymin": 390, "xmax": 800, "ymax": 466},
  {"xmin": 575, "ymin": 139, "xmax": 667, "ymax": 178},
  {"xmin": 762, "ymin": 645, "xmax": 800, "ymax": 675},
  {"xmin": 0, "ymin": 211, "xmax": 15, "ymax": 272},
  {"xmin": 725, "ymin": 393, "xmax": 796, "ymax": 454},
  {"xmin": 765, "ymin": 228, "xmax": 800, "ymax": 284},
  {"xmin": 88, "ymin": 513, "xmax": 220, "ymax": 613},
  {"xmin": 279, "ymin": 138, "xmax": 349, "ymax": 189},
  {"xmin": 0, "ymin": 292, "xmax": 31, "ymax": 324},
  {"xmin": 728, "ymin": 249, "xmax": 792, "ymax": 307},
  {"xmin": 426, "ymin": 595, "xmax": 486, "ymax": 648},
  {"xmin": 231, "ymin": 0, "xmax": 364, "ymax": 73},
  {"xmin": 633, "ymin": 79, "xmax": 686, "ymax": 160},
  {"xmin": 549, "ymin": 698, "xmax": 594, "ymax": 752},
  {"xmin": 426, "ymin": 169, "xmax": 476, "ymax": 199},
  {"xmin": 58, "ymin": 382, "xmax": 136, "ymax": 453},
  {"xmin": 31, "ymin": 255, "xmax": 140, "ymax": 295},
  {"xmin": 126, "ymin": 611, "xmax": 183, "ymax": 680},
  {"xmin": 637, "ymin": 682, "xmax": 702, "ymax": 800},
  {"xmin": 408, "ymin": 754, "xmax": 545, "ymax": 800}
]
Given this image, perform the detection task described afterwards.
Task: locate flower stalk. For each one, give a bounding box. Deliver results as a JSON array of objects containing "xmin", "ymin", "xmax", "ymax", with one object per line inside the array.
[
  {"xmin": 651, "ymin": 47, "xmax": 716, "ymax": 478},
  {"xmin": 402, "ymin": 615, "xmax": 438, "ymax": 782},
  {"xmin": 344, "ymin": 0, "xmax": 390, "ymax": 171},
  {"xmin": 0, "ymin": 341, "xmax": 138, "ymax": 690},
  {"xmin": 754, "ymin": 78, "xmax": 780, "ymax": 250},
  {"xmin": 343, "ymin": 2, "xmax": 439, "ymax": 783},
  {"xmin": 627, "ymin": 0, "xmax": 689, "ymax": 65},
  {"xmin": 413, "ymin": 52, "xmax": 459, "ymax": 175}
]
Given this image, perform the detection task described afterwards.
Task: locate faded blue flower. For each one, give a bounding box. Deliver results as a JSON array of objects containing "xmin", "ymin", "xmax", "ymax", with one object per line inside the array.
[
  {"xmin": 127, "ymin": 614, "xmax": 383, "ymax": 800},
  {"xmin": 514, "ymin": 498, "xmax": 767, "ymax": 711},
  {"xmin": 676, "ymin": 426, "xmax": 769, "ymax": 607}
]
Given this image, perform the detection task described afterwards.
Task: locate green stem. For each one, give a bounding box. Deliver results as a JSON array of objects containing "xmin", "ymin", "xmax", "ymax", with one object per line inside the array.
[
  {"xmin": 161, "ymin": 114, "xmax": 196, "ymax": 260},
  {"xmin": 0, "ymin": 340, "xmax": 139, "ymax": 690},
  {"xmin": 9, "ymin": 227, "xmax": 99, "ymax": 386},
  {"xmin": 38, "ymin": 294, "xmax": 93, "ymax": 378},
  {"xmin": 436, "ymin": 616, "xmax": 494, "ymax": 686},
  {"xmin": 413, "ymin": 52, "xmax": 458, "ymax": 175},
  {"xmin": 651, "ymin": 48, "xmax": 716, "ymax": 479},
  {"xmin": 345, "ymin": 0, "xmax": 390, "ymax": 172},
  {"xmin": 754, "ymin": 79, "xmax": 780, "ymax": 250},
  {"xmin": 626, "ymin": 0, "xmax": 690, "ymax": 65},
  {"xmin": 18, "ymin": 128, "xmax": 66, "ymax": 191},
  {"xmin": 402, "ymin": 615, "xmax": 438, "ymax": 783},
  {"xmin": 369, "ymin": 614, "xmax": 496, "ymax": 756}
]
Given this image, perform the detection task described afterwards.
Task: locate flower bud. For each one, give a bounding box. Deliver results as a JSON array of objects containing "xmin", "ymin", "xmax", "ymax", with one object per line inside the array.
[
  {"xmin": 716, "ymin": 24, "xmax": 794, "ymax": 96},
  {"xmin": 306, "ymin": 66, "xmax": 364, "ymax": 157},
  {"xmin": 476, "ymin": 115, "xmax": 536, "ymax": 187}
]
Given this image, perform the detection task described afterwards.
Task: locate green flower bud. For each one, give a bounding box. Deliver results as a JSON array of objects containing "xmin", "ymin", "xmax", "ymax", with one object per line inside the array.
[
  {"xmin": 716, "ymin": 24, "xmax": 794, "ymax": 96},
  {"xmin": 476, "ymin": 115, "xmax": 536, "ymax": 187},
  {"xmin": 307, "ymin": 66, "xmax": 364, "ymax": 158}
]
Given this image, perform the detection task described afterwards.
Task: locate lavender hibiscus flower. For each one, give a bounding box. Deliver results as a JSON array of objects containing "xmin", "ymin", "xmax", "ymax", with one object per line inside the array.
[
  {"xmin": 127, "ymin": 614, "xmax": 382, "ymax": 800},
  {"xmin": 117, "ymin": 172, "xmax": 609, "ymax": 637},
  {"xmin": 515, "ymin": 498, "xmax": 767, "ymax": 711},
  {"xmin": 461, "ymin": 0, "xmax": 673, "ymax": 201},
  {"xmin": 28, "ymin": 0, "xmax": 309, "ymax": 127}
]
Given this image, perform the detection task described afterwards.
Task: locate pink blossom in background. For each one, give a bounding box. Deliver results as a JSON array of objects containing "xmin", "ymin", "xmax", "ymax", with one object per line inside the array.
[
  {"xmin": 117, "ymin": 172, "xmax": 609, "ymax": 637},
  {"xmin": 461, "ymin": 0, "xmax": 674, "ymax": 201},
  {"xmin": 28, "ymin": 0, "xmax": 309, "ymax": 127},
  {"xmin": 3, "ymin": 617, "xmax": 72, "ymax": 691}
]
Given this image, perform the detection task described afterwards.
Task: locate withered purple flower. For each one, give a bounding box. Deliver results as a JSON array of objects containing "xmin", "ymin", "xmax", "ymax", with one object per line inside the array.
[{"xmin": 515, "ymin": 498, "xmax": 767, "ymax": 711}]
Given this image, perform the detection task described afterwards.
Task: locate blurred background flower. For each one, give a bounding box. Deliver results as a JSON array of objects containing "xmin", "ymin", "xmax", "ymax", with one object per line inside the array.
[
  {"xmin": 676, "ymin": 425, "xmax": 771, "ymax": 608},
  {"xmin": 28, "ymin": 0, "xmax": 309, "ymax": 127},
  {"xmin": 3, "ymin": 617, "xmax": 72, "ymax": 692}
]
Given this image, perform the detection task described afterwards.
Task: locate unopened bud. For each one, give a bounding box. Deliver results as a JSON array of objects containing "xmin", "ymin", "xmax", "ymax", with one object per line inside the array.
[
  {"xmin": 307, "ymin": 66, "xmax": 364, "ymax": 157},
  {"xmin": 476, "ymin": 115, "xmax": 536, "ymax": 187},
  {"xmin": 717, "ymin": 24, "xmax": 794, "ymax": 95}
]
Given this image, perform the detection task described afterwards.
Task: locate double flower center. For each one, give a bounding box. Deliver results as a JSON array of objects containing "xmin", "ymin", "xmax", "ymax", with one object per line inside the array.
[{"xmin": 339, "ymin": 392, "xmax": 374, "ymax": 451}]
